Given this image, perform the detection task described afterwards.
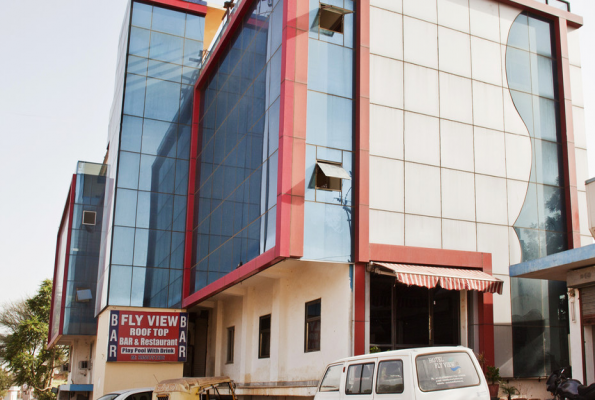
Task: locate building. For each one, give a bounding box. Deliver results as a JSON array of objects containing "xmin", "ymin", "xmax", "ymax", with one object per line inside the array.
[{"xmin": 48, "ymin": 0, "xmax": 591, "ymax": 399}]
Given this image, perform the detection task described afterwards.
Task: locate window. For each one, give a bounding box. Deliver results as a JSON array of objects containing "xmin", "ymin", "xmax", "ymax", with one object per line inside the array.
[
  {"xmin": 415, "ymin": 352, "xmax": 480, "ymax": 392},
  {"xmin": 315, "ymin": 161, "xmax": 351, "ymax": 191},
  {"xmin": 226, "ymin": 326, "xmax": 235, "ymax": 363},
  {"xmin": 376, "ymin": 360, "xmax": 404, "ymax": 394},
  {"xmin": 82, "ymin": 210, "xmax": 97, "ymax": 225},
  {"xmin": 319, "ymin": 4, "xmax": 352, "ymax": 34},
  {"xmin": 319, "ymin": 364, "xmax": 343, "ymax": 392},
  {"xmin": 346, "ymin": 363, "xmax": 375, "ymax": 395},
  {"xmin": 305, "ymin": 299, "xmax": 321, "ymax": 352},
  {"xmin": 259, "ymin": 315, "xmax": 271, "ymax": 358}
]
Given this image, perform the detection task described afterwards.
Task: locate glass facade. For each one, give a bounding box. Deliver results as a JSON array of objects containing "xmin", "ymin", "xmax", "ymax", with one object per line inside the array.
[
  {"xmin": 506, "ymin": 13, "xmax": 569, "ymax": 377},
  {"xmin": 304, "ymin": 0, "xmax": 354, "ymax": 262},
  {"xmin": 108, "ymin": 2, "xmax": 206, "ymax": 308},
  {"xmin": 190, "ymin": 0, "xmax": 283, "ymax": 293},
  {"xmin": 52, "ymin": 162, "xmax": 105, "ymax": 339}
]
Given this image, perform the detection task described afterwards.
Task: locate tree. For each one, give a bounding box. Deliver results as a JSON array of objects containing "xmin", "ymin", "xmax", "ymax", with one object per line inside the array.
[
  {"xmin": 0, "ymin": 367, "xmax": 12, "ymax": 399},
  {"xmin": 0, "ymin": 280, "xmax": 68, "ymax": 400}
]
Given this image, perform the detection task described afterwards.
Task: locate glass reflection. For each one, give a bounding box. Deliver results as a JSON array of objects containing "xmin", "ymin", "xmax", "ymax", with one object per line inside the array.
[
  {"xmin": 109, "ymin": 2, "xmax": 206, "ymax": 308},
  {"xmin": 190, "ymin": 0, "xmax": 282, "ymax": 294}
]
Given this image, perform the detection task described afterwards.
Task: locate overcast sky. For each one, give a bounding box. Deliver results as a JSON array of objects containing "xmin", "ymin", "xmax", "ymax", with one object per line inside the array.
[{"xmin": 0, "ymin": 0, "xmax": 593, "ymax": 306}]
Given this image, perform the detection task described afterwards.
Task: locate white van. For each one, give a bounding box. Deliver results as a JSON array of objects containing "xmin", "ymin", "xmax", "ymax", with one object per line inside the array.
[{"xmin": 314, "ymin": 346, "xmax": 490, "ymax": 400}]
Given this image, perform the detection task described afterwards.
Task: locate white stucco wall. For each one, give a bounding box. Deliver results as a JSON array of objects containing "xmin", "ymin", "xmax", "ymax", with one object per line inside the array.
[{"xmin": 206, "ymin": 260, "xmax": 352, "ymax": 385}]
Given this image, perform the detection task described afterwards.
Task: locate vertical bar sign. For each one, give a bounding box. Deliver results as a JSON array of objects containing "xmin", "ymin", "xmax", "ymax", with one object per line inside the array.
[{"xmin": 107, "ymin": 310, "xmax": 189, "ymax": 362}]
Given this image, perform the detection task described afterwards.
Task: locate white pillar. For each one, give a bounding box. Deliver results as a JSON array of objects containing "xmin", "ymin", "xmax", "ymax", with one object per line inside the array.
[{"xmin": 569, "ymin": 288, "xmax": 585, "ymax": 381}]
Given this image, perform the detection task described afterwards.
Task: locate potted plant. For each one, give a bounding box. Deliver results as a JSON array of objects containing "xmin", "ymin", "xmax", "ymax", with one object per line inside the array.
[
  {"xmin": 485, "ymin": 366, "xmax": 501, "ymax": 398},
  {"xmin": 501, "ymin": 384, "xmax": 519, "ymax": 400}
]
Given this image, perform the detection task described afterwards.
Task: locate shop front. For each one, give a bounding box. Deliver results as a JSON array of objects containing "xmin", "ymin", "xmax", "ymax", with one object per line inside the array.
[{"xmin": 368, "ymin": 262, "xmax": 503, "ymax": 353}]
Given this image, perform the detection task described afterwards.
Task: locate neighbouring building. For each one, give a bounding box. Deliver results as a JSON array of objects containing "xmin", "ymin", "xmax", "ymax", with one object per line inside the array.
[{"xmin": 48, "ymin": 0, "xmax": 592, "ymax": 399}]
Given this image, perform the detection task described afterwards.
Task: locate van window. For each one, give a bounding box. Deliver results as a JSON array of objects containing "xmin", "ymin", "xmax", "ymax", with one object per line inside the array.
[
  {"xmin": 376, "ymin": 360, "xmax": 404, "ymax": 394},
  {"xmin": 416, "ymin": 352, "xmax": 480, "ymax": 392},
  {"xmin": 320, "ymin": 364, "xmax": 343, "ymax": 392},
  {"xmin": 346, "ymin": 363, "xmax": 375, "ymax": 395}
]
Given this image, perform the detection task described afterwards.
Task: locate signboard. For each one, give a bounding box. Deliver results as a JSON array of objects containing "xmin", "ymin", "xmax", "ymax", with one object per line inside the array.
[
  {"xmin": 107, "ymin": 310, "xmax": 188, "ymax": 362},
  {"xmin": 568, "ymin": 266, "xmax": 595, "ymax": 288}
]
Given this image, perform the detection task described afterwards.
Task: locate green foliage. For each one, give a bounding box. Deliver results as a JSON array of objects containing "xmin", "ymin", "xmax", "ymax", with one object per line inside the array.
[
  {"xmin": 0, "ymin": 280, "xmax": 67, "ymax": 400},
  {"xmin": 0, "ymin": 368, "xmax": 13, "ymax": 398},
  {"xmin": 485, "ymin": 366, "xmax": 501, "ymax": 385},
  {"xmin": 501, "ymin": 384, "xmax": 519, "ymax": 400},
  {"xmin": 370, "ymin": 346, "xmax": 381, "ymax": 354}
]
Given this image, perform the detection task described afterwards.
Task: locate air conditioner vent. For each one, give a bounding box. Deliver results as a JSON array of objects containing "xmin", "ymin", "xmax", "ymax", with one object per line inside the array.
[{"xmin": 82, "ymin": 211, "xmax": 96, "ymax": 226}]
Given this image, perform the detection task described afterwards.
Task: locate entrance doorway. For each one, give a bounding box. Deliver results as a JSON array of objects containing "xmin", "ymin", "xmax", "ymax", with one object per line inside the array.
[
  {"xmin": 183, "ymin": 310, "xmax": 209, "ymax": 377},
  {"xmin": 370, "ymin": 274, "xmax": 461, "ymax": 351}
]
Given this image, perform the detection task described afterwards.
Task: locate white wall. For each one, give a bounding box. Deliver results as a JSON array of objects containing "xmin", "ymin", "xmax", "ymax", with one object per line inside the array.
[{"xmin": 206, "ymin": 261, "xmax": 352, "ymax": 385}]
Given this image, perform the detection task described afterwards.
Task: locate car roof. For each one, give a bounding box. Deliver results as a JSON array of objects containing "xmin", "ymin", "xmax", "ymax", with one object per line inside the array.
[
  {"xmin": 105, "ymin": 387, "xmax": 154, "ymax": 398},
  {"xmin": 330, "ymin": 346, "xmax": 472, "ymax": 364}
]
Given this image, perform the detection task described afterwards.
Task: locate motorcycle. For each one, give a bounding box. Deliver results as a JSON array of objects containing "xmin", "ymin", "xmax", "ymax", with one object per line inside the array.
[{"xmin": 546, "ymin": 367, "xmax": 595, "ymax": 400}]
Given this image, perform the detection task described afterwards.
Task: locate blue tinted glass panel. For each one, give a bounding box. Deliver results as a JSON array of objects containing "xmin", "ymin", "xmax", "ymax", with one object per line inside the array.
[
  {"xmin": 123, "ymin": 74, "xmax": 147, "ymax": 117},
  {"xmin": 131, "ymin": 2, "xmax": 152, "ymax": 29},
  {"xmin": 186, "ymin": 14, "xmax": 205, "ymax": 41},
  {"xmin": 142, "ymin": 118, "xmax": 177, "ymax": 156},
  {"xmin": 528, "ymin": 17, "xmax": 552, "ymax": 57},
  {"xmin": 130, "ymin": 267, "xmax": 146, "ymax": 306},
  {"xmin": 303, "ymin": 202, "xmax": 352, "ymax": 262},
  {"xmin": 111, "ymin": 227, "xmax": 135, "ymax": 265},
  {"xmin": 531, "ymin": 55, "xmax": 555, "ymax": 99},
  {"xmin": 109, "ymin": 265, "xmax": 132, "ymax": 306},
  {"xmin": 149, "ymin": 32, "xmax": 184, "ymax": 64},
  {"xmin": 534, "ymin": 139, "xmax": 561, "ymax": 186},
  {"xmin": 148, "ymin": 59, "xmax": 182, "ymax": 83},
  {"xmin": 129, "ymin": 27, "xmax": 150, "ymax": 58},
  {"xmin": 533, "ymin": 96, "xmax": 558, "ymax": 142},
  {"xmin": 114, "ymin": 189, "xmax": 138, "ymax": 227},
  {"xmin": 308, "ymin": 39, "xmax": 353, "ymax": 98},
  {"xmin": 177, "ymin": 125, "xmax": 191, "ymax": 159},
  {"xmin": 507, "ymin": 13, "xmax": 529, "ymax": 51},
  {"xmin": 145, "ymin": 78, "xmax": 181, "ymax": 122},
  {"xmin": 506, "ymin": 48, "xmax": 532, "ymax": 93},
  {"xmin": 128, "ymin": 55, "xmax": 148, "ymax": 75},
  {"xmin": 138, "ymin": 154, "xmax": 175, "ymax": 193},
  {"xmin": 306, "ymin": 91, "xmax": 353, "ymax": 150},
  {"xmin": 151, "ymin": 7, "xmax": 186, "ymax": 36},
  {"xmin": 184, "ymin": 39, "xmax": 204, "ymax": 68},
  {"xmin": 537, "ymin": 185, "xmax": 564, "ymax": 232},
  {"xmin": 121, "ymin": 116, "xmax": 143, "ymax": 153},
  {"xmin": 117, "ymin": 152, "xmax": 140, "ymax": 189}
]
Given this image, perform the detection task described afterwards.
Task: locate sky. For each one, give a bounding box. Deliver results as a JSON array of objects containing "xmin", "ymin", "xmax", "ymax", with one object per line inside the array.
[{"xmin": 0, "ymin": 0, "xmax": 593, "ymax": 307}]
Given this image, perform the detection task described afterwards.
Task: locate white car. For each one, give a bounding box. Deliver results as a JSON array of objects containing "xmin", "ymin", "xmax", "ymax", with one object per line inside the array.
[
  {"xmin": 97, "ymin": 387, "xmax": 154, "ymax": 400},
  {"xmin": 314, "ymin": 346, "xmax": 490, "ymax": 400}
]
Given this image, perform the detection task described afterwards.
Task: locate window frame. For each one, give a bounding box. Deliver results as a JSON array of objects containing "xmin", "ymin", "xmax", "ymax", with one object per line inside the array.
[
  {"xmin": 375, "ymin": 359, "xmax": 404, "ymax": 394},
  {"xmin": 319, "ymin": 363, "xmax": 343, "ymax": 392},
  {"xmin": 305, "ymin": 298, "xmax": 322, "ymax": 352},
  {"xmin": 226, "ymin": 326, "xmax": 235, "ymax": 364},
  {"xmin": 258, "ymin": 314, "xmax": 271, "ymax": 359},
  {"xmin": 345, "ymin": 362, "xmax": 376, "ymax": 395}
]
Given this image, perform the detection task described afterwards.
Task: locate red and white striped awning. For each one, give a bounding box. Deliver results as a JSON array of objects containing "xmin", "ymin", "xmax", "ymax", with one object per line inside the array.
[{"xmin": 371, "ymin": 262, "xmax": 503, "ymax": 295}]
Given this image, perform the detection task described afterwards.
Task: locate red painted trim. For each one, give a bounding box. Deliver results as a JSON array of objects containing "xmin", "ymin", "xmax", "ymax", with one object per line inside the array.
[
  {"xmin": 183, "ymin": 87, "xmax": 202, "ymax": 300},
  {"xmin": 370, "ymin": 244, "xmax": 492, "ymax": 270},
  {"xmin": 354, "ymin": 263, "xmax": 366, "ymax": 356},
  {"xmin": 48, "ymin": 175, "xmax": 76, "ymax": 348},
  {"xmin": 354, "ymin": 0, "xmax": 370, "ymax": 264},
  {"xmin": 137, "ymin": 0, "xmax": 207, "ymax": 16},
  {"xmin": 555, "ymin": 18, "xmax": 581, "ymax": 249},
  {"xmin": 353, "ymin": 0, "xmax": 370, "ymax": 356},
  {"xmin": 182, "ymin": 248, "xmax": 283, "ymax": 307}
]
